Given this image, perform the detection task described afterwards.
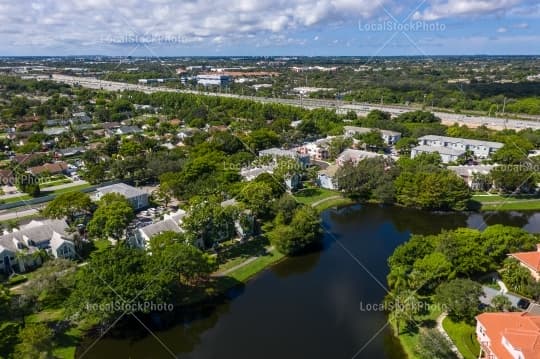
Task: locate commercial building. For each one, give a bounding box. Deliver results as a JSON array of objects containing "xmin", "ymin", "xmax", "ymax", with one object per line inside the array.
[{"xmin": 196, "ymin": 74, "xmax": 231, "ymax": 87}]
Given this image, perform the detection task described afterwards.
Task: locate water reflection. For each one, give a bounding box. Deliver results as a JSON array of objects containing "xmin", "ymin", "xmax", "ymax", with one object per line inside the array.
[{"xmin": 82, "ymin": 205, "xmax": 540, "ymax": 359}]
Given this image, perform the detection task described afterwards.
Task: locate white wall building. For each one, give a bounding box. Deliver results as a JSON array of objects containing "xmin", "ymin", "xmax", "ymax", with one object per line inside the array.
[
  {"xmin": 344, "ymin": 126, "xmax": 402, "ymax": 145},
  {"xmin": 95, "ymin": 183, "xmax": 149, "ymax": 210},
  {"xmin": 416, "ymin": 135, "xmax": 503, "ymax": 159}
]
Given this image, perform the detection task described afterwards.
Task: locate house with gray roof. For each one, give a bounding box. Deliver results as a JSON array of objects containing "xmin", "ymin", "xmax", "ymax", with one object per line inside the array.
[
  {"xmin": 134, "ymin": 210, "xmax": 187, "ymax": 249},
  {"xmin": 411, "ymin": 145, "xmax": 466, "ymax": 164},
  {"xmin": 0, "ymin": 219, "xmax": 73, "ymax": 273},
  {"xmin": 344, "ymin": 126, "xmax": 402, "ymax": 145},
  {"xmin": 95, "ymin": 183, "xmax": 149, "ymax": 210},
  {"xmin": 336, "ymin": 149, "xmax": 384, "ymax": 166},
  {"xmin": 416, "ymin": 135, "xmax": 503, "ymax": 159}
]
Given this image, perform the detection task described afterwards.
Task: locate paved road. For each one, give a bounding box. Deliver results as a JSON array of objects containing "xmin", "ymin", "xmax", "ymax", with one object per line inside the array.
[
  {"xmin": 50, "ymin": 74, "xmax": 540, "ymax": 131},
  {"xmin": 0, "ymin": 208, "xmax": 39, "ymax": 222}
]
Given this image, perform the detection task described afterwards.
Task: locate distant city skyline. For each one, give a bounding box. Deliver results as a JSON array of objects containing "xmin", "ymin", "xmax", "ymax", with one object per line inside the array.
[{"xmin": 1, "ymin": 0, "xmax": 540, "ymax": 56}]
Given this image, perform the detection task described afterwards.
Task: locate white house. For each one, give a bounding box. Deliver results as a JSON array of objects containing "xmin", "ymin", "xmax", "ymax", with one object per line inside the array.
[
  {"xmin": 134, "ymin": 209, "xmax": 187, "ymax": 249},
  {"xmin": 336, "ymin": 149, "xmax": 384, "ymax": 167},
  {"xmin": 50, "ymin": 232, "xmax": 76, "ymax": 259},
  {"xmin": 298, "ymin": 138, "xmax": 333, "ymax": 160},
  {"xmin": 411, "ymin": 145, "xmax": 466, "ymax": 164},
  {"xmin": 344, "ymin": 126, "xmax": 402, "ymax": 145},
  {"xmin": 448, "ymin": 165, "xmax": 496, "ymax": 189},
  {"xmin": 317, "ymin": 165, "xmax": 339, "ymax": 190},
  {"xmin": 0, "ymin": 219, "xmax": 73, "ymax": 273},
  {"xmin": 258, "ymin": 147, "xmax": 310, "ymax": 167},
  {"xmin": 95, "ymin": 183, "xmax": 149, "ymax": 210}
]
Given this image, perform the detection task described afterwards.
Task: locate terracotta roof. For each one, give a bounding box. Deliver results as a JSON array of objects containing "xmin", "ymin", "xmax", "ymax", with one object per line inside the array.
[
  {"xmin": 510, "ymin": 251, "xmax": 540, "ymax": 272},
  {"xmin": 477, "ymin": 312, "xmax": 540, "ymax": 359}
]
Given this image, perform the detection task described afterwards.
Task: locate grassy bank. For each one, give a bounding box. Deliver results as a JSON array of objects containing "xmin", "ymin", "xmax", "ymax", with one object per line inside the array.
[
  {"xmin": 390, "ymin": 297, "xmax": 442, "ymax": 359},
  {"xmin": 472, "ymin": 194, "xmax": 540, "ymax": 211},
  {"xmin": 442, "ymin": 317, "xmax": 480, "ymax": 359},
  {"xmin": 43, "ymin": 239, "xmax": 286, "ymax": 358}
]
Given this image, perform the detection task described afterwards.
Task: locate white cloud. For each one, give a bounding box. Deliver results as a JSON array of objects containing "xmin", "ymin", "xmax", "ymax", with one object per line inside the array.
[
  {"xmin": 497, "ymin": 27, "xmax": 508, "ymax": 33},
  {"xmin": 413, "ymin": 0, "xmax": 523, "ymax": 21},
  {"xmin": 0, "ymin": 0, "xmax": 388, "ymax": 50}
]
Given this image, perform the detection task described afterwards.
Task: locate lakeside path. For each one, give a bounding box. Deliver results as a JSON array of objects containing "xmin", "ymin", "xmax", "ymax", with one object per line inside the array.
[
  {"xmin": 309, "ymin": 195, "xmax": 342, "ymax": 208},
  {"xmin": 213, "ymin": 246, "xmax": 276, "ymax": 277},
  {"xmin": 436, "ymin": 313, "xmax": 464, "ymax": 359}
]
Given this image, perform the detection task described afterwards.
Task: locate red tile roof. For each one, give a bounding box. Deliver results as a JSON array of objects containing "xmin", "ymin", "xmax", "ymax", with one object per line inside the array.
[
  {"xmin": 477, "ymin": 312, "xmax": 540, "ymax": 359},
  {"xmin": 511, "ymin": 251, "xmax": 540, "ymax": 272}
]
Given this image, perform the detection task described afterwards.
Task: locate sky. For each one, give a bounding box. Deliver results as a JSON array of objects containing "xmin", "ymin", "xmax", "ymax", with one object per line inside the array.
[{"xmin": 1, "ymin": 0, "xmax": 540, "ymax": 56}]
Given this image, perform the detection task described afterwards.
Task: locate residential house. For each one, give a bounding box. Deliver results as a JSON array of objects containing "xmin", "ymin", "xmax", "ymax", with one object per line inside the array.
[
  {"xmin": 134, "ymin": 209, "xmax": 187, "ymax": 249},
  {"xmin": 336, "ymin": 149, "xmax": 383, "ymax": 167},
  {"xmin": 54, "ymin": 147, "xmax": 86, "ymax": 158},
  {"xmin": 416, "ymin": 135, "xmax": 503, "ymax": 159},
  {"xmin": 411, "ymin": 145, "xmax": 466, "ymax": 164},
  {"xmin": 298, "ymin": 138, "xmax": 332, "ymax": 160},
  {"xmin": 509, "ymin": 244, "xmax": 540, "ymax": 281},
  {"xmin": 448, "ymin": 165, "xmax": 496, "ymax": 190},
  {"xmin": 44, "ymin": 127, "xmax": 68, "ymax": 136},
  {"xmin": 344, "ymin": 126, "xmax": 402, "ymax": 145},
  {"xmin": 258, "ymin": 147, "xmax": 310, "ymax": 167},
  {"xmin": 0, "ymin": 169, "xmax": 15, "ymax": 186},
  {"xmin": 27, "ymin": 161, "xmax": 69, "ymax": 176},
  {"xmin": 115, "ymin": 126, "xmax": 142, "ymax": 136},
  {"xmin": 317, "ymin": 164, "xmax": 339, "ymax": 190},
  {"xmin": 70, "ymin": 112, "xmax": 92, "ymax": 124},
  {"xmin": 0, "ymin": 219, "xmax": 74, "ymax": 273},
  {"xmin": 95, "ymin": 183, "xmax": 149, "ymax": 210},
  {"xmin": 476, "ymin": 312, "xmax": 540, "ymax": 359}
]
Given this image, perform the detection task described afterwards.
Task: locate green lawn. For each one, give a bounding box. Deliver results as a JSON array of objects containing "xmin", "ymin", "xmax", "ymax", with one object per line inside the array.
[
  {"xmin": 442, "ymin": 317, "xmax": 480, "ymax": 359},
  {"xmin": 43, "ymin": 183, "xmax": 92, "ymax": 196},
  {"xmin": 294, "ymin": 187, "xmax": 341, "ymax": 206},
  {"xmin": 314, "ymin": 197, "xmax": 354, "ymax": 211},
  {"xmin": 481, "ymin": 200, "xmax": 540, "ymax": 211},
  {"xmin": 226, "ymin": 247, "xmax": 285, "ymax": 283},
  {"xmin": 1, "ymin": 194, "xmax": 32, "ymax": 203},
  {"xmin": 391, "ymin": 297, "xmax": 442, "ymax": 359},
  {"xmin": 41, "ymin": 178, "xmax": 72, "ymax": 188}
]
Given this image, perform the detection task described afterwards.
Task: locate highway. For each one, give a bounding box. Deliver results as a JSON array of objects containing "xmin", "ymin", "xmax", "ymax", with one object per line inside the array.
[{"xmin": 51, "ymin": 74, "xmax": 540, "ymax": 131}]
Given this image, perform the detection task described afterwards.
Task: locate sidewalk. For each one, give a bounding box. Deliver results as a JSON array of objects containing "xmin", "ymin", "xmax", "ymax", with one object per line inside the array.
[{"xmin": 436, "ymin": 312, "xmax": 464, "ymax": 359}]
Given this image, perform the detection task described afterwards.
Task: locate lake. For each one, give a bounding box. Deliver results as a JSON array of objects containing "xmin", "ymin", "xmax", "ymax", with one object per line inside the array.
[{"xmin": 79, "ymin": 205, "xmax": 540, "ymax": 358}]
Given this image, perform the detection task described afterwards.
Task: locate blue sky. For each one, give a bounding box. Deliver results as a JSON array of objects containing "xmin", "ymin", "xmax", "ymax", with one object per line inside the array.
[{"xmin": 1, "ymin": 0, "xmax": 539, "ymax": 56}]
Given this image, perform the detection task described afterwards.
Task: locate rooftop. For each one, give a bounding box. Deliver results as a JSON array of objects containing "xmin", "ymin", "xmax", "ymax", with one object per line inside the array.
[
  {"xmin": 97, "ymin": 183, "xmax": 147, "ymax": 199},
  {"xmin": 477, "ymin": 312, "xmax": 540, "ymax": 359},
  {"xmin": 419, "ymin": 135, "xmax": 504, "ymax": 149},
  {"xmin": 413, "ymin": 145, "xmax": 466, "ymax": 157},
  {"xmin": 510, "ymin": 247, "xmax": 540, "ymax": 272}
]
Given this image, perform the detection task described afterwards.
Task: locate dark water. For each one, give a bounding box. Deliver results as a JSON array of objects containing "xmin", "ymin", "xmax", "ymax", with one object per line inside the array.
[{"xmin": 80, "ymin": 205, "xmax": 540, "ymax": 359}]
